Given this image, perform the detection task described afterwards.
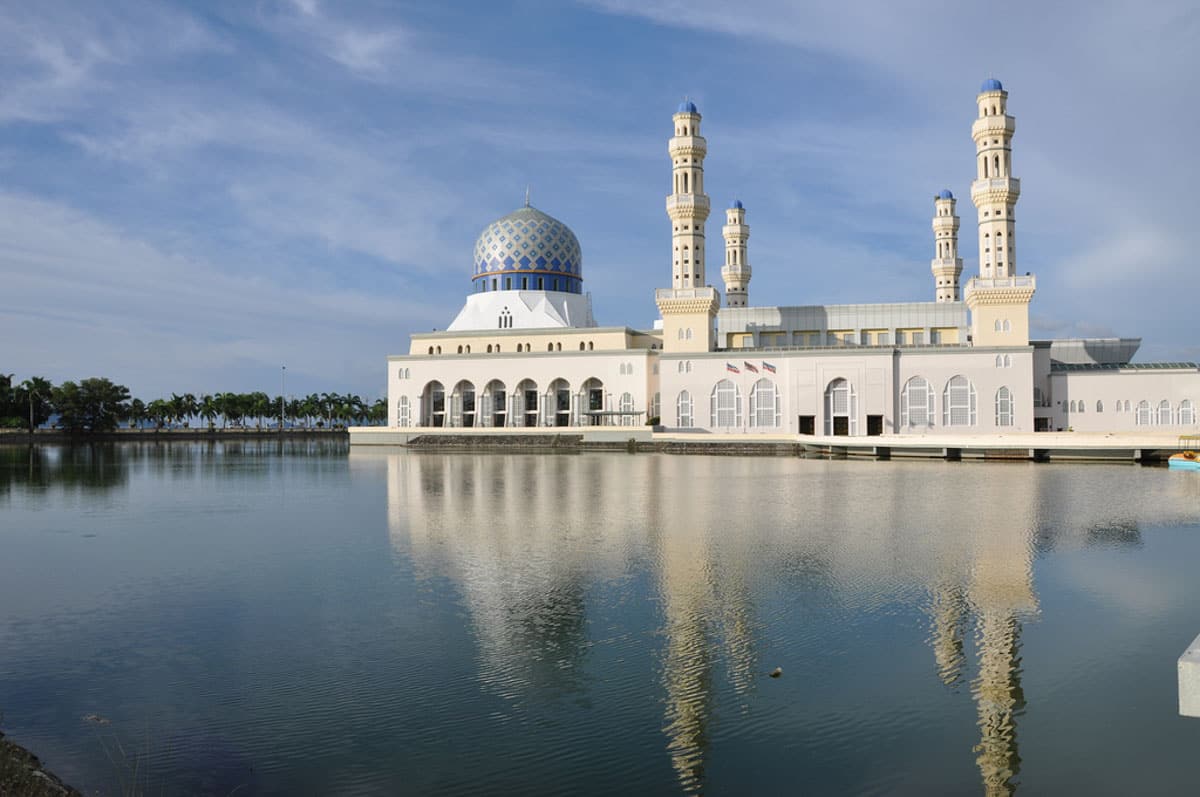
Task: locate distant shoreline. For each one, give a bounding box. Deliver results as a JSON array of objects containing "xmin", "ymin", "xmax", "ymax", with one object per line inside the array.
[{"xmin": 0, "ymin": 428, "xmax": 351, "ymax": 445}]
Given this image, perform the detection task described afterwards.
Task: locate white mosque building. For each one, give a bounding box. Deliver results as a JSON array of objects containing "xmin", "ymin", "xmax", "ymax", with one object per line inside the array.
[{"xmin": 376, "ymin": 80, "xmax": 1199, "ymax": 439}]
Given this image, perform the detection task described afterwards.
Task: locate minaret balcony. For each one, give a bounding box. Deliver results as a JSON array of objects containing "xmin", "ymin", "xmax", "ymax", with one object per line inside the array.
[
  {"xmin": 971, "ymin": 116, "xmax": 1016, "ymax": 139},
  {"xmin": 668, "ymin": 137, "xmax": 707, "ymax": 157},
  {"xmin": 665, "ymin": 194, "xmax": 711, "ymax": 215},
  {"xmin": 970, "ymin": 177, "xmax": 1020, "ymax": 203},
  {"xmin": 964, "ymin": 274, "xmax": 1036, "ymax": 302}
]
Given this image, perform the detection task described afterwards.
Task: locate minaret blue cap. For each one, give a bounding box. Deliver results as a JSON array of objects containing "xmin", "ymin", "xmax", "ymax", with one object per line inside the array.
[
  {"xmin": 936, "ymin": 189, "xmax": 953, "ymax": 200},
  {"xmin": 980, "ymin": 78, "xmax": 1003, "ymax": 92},
  {"xmin": 677, "ymin": 99, "xmax": 698, "ymax": 113},
  {"xmin": 729, "ymin": 199, "xmax": 744, "ymax": 209}
]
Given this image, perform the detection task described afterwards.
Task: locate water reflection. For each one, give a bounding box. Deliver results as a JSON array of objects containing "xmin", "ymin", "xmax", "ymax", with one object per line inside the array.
[
  {"xmin": 0, "ymin": 439, "xmax": 349, "ymax": 502},
  {"xmin": 370, "ymin": 451, "xmax": 1200, "ymax": 794}
]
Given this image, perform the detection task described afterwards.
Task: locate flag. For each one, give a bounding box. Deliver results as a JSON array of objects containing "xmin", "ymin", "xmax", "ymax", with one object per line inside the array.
[
  {"xmin": 726, "ymin": 362, "xmax": 740, "ymax": 374},
  {"xmin": 744, "ymin": 361, "xmax": 759, "ymax": 373},
  {"xmin": 762, "ymin": 361, "xmax": 777, "ymax": 373}
]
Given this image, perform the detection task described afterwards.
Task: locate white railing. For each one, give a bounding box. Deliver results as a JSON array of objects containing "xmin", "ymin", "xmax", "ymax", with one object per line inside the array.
[
  {"xmin": 665, "ymin": 195, "xmax": 711, "ymax": 213},
  {"xmin": 655, "ymin": 287, "xmax": 718, "ymax": 301},
  {"xmin": 965, "ymin": 275, "xmax": 1036, "ymax": 292},
  {"xmin": 970, "ymin": 177, "xmax": 1020, "ymax": 196}
]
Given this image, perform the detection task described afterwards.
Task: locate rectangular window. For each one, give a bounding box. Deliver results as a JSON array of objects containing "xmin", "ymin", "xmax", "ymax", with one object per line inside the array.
[
  {"xmin": 912, "ymin": 331, "xmax": 924, "ymax": 345},
  {"xmin": 538, "ymin": 277, "xmax": 544, "ymax": 290},
  {"xmin": 930, "ymin": 329, "xmax": 942, "ymax": 344},
  {"xmin": 896, "ymin": 330, "xmax": 907, "ymax": 345},
  {"xmin": 505, "ymin": 277, "xmax": 512, "ymax": 289},
  {"xmin": 521, "ymin": 277, "xmax": 528, "ymax": 289},
  {"xmin": 492, "ymin": 278, "xmax": 497, "ymax": 291}
]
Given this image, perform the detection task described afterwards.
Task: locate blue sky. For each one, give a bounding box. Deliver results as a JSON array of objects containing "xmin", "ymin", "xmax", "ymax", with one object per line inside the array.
[{"xmin": 1, "ymin": 0, "xmax": 1197, "ymax": 400}]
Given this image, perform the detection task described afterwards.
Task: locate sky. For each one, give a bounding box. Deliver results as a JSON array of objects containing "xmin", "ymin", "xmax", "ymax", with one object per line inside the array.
[{"xmin": 1, "ymin": 0, "xmax": 1197, "ymax": 401}]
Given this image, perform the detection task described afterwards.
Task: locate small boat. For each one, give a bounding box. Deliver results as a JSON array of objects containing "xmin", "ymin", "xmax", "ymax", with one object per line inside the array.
[{"xmin": 1169, "ymin": 451, "xmax": 1200, "ymax": 471}]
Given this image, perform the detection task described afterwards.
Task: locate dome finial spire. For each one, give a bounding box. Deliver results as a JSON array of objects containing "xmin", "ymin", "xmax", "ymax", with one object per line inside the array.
[{"xmin": 524, "ymin": 185, "xmax": 531, "ymax": 208}]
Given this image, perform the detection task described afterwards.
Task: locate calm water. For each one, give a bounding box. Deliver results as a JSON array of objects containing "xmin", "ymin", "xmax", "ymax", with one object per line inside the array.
[{"xmin": 2, "ymin": 441, "xmax": 1199, "ymax": 795}]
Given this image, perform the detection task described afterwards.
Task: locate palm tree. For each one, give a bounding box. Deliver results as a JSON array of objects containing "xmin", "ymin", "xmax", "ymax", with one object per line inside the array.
[
  {"xmin": 19, "ymin": 376, "xmax": 54, "ymax": 432},
  {"xmin": 199, "ymin": 394, "xmax": 218, "ymax": 429}
]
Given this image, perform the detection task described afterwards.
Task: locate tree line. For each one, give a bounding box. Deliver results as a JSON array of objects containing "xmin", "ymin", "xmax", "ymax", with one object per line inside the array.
[{"xmin": 1, "ymin": 374, "xmax": 387, "ymax": 433}]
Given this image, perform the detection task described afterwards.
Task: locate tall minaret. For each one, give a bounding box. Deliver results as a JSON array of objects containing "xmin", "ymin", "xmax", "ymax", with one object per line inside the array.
[
  {"xmin": 721, "ymin": 199, "xmax": 751, "ymax": 307},
  {"xmin": 965, "ymin": 79, "xmax": 1034, "ymax": 347},
  {"xmin": 658, "ymin": 100, "xmax": 720, "ymax": 353},
  {"xmin": 971, "ymin": 79, "xmax": 1019, "ymax": 279},
  {"xmin": 667, "ymin": 100, "xmax": 710, "ymax": 289},
  {"xmin": 931, "ymin": 189, "xmax": 963, "ymax": 302}
]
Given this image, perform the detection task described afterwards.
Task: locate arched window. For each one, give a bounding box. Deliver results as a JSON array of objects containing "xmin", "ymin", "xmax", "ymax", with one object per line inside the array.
[
  {"xmin": 995, "ymin": 354, "xmax": 1003, "ymax": 368},
  {"xmin": 901, "ymin": 376, "xmax": 935, "ymax": 428},
  {"xmin": 464, "ymin": 346, "xmax": 470, "ymax": 354},
  {"xmin": 994, "ymin": 319, "xmax": 1001, "ymax": 332},
  {"xmin": 1124, "ymin": 400, "xmax": 1131, "ymax": 413},
  {"xmin": 749, "ymin": 378, "xmax": 780, "ymax": 428},
  {"xmin": 556, "ymin": 342, "xmax": 562, "ymax": 351},
  {"xmin": 1068, "ymin": 400, "xmax": 1075, "ymax": 413},
  {"xmin": 619, "ymin": 392, "xmax": 635, "ymax": 426},
  {"xmin": 1094, "ymin": 400, "xmax": 1102, "ymax": 413},
  {"xmin": 580, "ymin": 342, "xmax": 586, "ymax": 351},
  {"xmin": 1136, "ymin": 400, "xmax": 1152, "ymax": 425},
  {"xmin": 710, "ymin": 379, "xmax": 742, "ymax": 428},
  {"xmin": 428, "ymin": 346, "xmax": 434, "ymax": 355},
  {"xmin": 651, "ymin": 392, "xmax": 660, "ymax": 420},
  {"xmin": 676, "ymin": 390, "xmax": 694, "ymax": 428},
  {"xmin": 396, "ymin": 396, "xmax": 411, "ymax": 427},
  {"xmin": 1078, "ymin": 400, "xmax": 1085, "ymax": 414},
  {"xmin": 588, "ymin": 342, "xmax": 594, "ymax": 351},
  {"xmin": 1003, "ymin": 320, "xmax": 1011, "ymax": 332},
  {"xmin": 1034, "ymin": 386, "xmax": 1044, "ymax": 407},
  {"xmin": 995, "ymin": 387, "xmax": 1013, "ymax": 427},
  {"xmin": 685, "ymin": 328, "xmax": 693, "ymax": 340},
  {"xmin": 436, "ymin": 346, "xmax": 442, "ymax": 354},
  {"xmin": 1114, "ymin": 399, "xmax": 1122, "ymax": 413},
  {"xmin": 943, "ymin": 376, "xmax": 977, "ymax": 426},
  {"xmin": 547, "ymin": 342, "xmax": 554, "ymax": 352},
  {"xmin": 1158, "ymin": 399, "xmax": 1172, "ymax": 425},
  {"xmin": 678, "ymin": 328, "xmax": 684, "ymax": 340},
  {"xmin": 824, "ymin": 378, "xmax": 857, "ymax": 435},
  {"xmin": 1180, "ymin": 400, "xmax": 1195, "ymax": 425},
  {"xmin": 457, "ymin": 345, "xmax": 463, "ymax": 354},
  {"xmin": 1004, "ymin": 354, "xmax": 1012, "ymax": 367},
  {"xmin": 677, "ymin": 361, "xmax": 684, "ymax": 373}
]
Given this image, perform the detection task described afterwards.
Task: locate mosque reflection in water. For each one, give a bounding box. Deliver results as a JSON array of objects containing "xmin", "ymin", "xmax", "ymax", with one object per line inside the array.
[{"xmin": 371, "ymin": 450, "xmax": 1182, "ymax": 795}]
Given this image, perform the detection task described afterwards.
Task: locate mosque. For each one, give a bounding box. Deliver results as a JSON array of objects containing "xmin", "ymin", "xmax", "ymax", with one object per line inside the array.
[{"xmin": 380, "ymin": 80, "xmax": 1199, "ymax": 438}]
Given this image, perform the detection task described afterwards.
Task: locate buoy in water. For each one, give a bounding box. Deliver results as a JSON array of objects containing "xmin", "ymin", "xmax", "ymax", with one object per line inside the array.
[{"xmin": 769, "ymin": 667, "xmax": 782, "ymax": 678}]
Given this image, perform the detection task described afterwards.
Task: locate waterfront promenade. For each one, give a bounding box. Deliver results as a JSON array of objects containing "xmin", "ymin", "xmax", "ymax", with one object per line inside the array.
[{"xmin": 349, "ymin": 426, "xmax": 1195, "ymax": 461}]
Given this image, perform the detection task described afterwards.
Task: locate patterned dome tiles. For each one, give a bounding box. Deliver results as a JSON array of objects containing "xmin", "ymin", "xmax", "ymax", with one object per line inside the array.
[{"xmin": 473, "ymin": 206, "xmax": 582, "ymax": 281}]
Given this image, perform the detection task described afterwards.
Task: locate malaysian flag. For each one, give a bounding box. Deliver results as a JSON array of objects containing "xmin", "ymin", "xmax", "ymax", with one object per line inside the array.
[
  {"xmin": 744, "ymin": 361, "xmax": 759, "ymax": 373},
  {"xmin": 762, "ymin": 361, "xmax": 777, "ymax": 373},
  {"xmin": 726, "ymin": 362, "xmax": 740, "ymax": 374}
]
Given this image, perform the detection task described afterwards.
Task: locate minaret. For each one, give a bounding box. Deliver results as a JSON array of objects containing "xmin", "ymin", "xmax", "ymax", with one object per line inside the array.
[
  {"xmin": 971, "ymin": 79, "xmax": 1019, "ymax": 279},
  {"xmin": 658, "ymin": 100, "xmax": 720, "ymax": 353},
  {"xmin": 931, "ymin": 189, "xmax": 963, "ymax": 302},
  {"xmin": 721, "ymin": 200, "xmax": 751, "ymax": 307},
  {"xmin": 668, "ymin": 100, "xmax": 710, "ymax": 289},
  {"xmin": 964, "ymin": 79, "xmax": 1035, "ymax": 347}
]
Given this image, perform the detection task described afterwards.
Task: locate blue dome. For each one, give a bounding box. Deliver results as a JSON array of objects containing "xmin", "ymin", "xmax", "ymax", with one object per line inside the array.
[
  {"xmin": 729, "ymin": 199, "xmax": 744, "ymax": 209},
  {"xmin": 980, "ymin": 78, "xmax": 1003, "ymax": 92},
  {"xmin": 936, "ymin": 189, "xmax": 953, "ymax": 200},
  {"xmin": 677, "ymin": 100, "xmax": 698, "ymax": 114},
  {"xmin": 472, "ymin": 206, "xmax": 583, "ymax": 294}
]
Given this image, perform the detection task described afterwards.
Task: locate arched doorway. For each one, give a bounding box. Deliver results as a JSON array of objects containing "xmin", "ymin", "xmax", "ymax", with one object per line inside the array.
[
  {"xmin": 581, "ymin": 377, "xmax": 605, "ymax": 426},
  {"xmin": 516, "ymin": 378, "xmax": 539, "ymax": 427},
  {"xmin": 483, "ymin": 379, "xmax": 507, "ymax": 428},
  {"xmin": 452, "ymin": 380, "xmax": 476, "ymax": 428},
  {"xmin": 824, "ymin": 378, "xmax": 856, "ymax": 436},
  {"xmin": 548, "ymin": 378, "xmax": 571, "ymax": 427},
  {"xmin": 421, "ymin": 381, "xmax": 446, "ymax": 427}
]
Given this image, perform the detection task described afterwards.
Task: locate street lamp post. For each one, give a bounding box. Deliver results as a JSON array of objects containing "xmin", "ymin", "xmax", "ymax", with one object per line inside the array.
[{"xmin": 280, "ymin": 366, "xmax": 286, "ymax": 433}]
